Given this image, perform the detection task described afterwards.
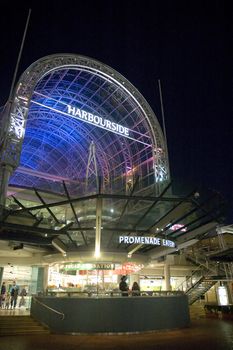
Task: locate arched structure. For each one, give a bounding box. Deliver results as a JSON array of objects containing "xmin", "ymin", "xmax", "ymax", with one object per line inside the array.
[
  {"xmin": 0, "ymin": 54, "xmax": 169, "ymax": 204},
  {"xmin": 0, "ymin": 54, "xmax": 224, "ymax": 264}
]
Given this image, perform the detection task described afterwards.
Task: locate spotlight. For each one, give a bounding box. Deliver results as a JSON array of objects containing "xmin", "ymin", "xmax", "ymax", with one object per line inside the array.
[
  {"xmin": 52, "ymin": 238, "xmax": 67, "ymax": 255},
  {"xmin": 13, "ymin": 243, "xmax": 24, "ymax": 250}
]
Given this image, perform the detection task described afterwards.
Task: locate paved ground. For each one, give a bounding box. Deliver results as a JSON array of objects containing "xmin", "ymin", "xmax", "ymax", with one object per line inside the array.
[{"xmin": 0, "ymin": 318, "xmax": 233, "ymax": 350}]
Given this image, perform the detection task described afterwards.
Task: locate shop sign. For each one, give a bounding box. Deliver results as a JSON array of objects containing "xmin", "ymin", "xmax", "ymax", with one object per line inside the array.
[
  {"xmin": 63, "ymin": 263, "xmax": 115, "ymax": 271},
  {"xmin": 114, "ymin": 263, "xmax": 144, "ymax": 274},
  {"xmin": 140, "ymin": 275, "xmax": 164, "ymax": 279},
  {"xmin": 119, "ymin": 236, "xmax": 175, "ymax": 248},
  {"xmin": 95, "ymin": 263, "xmax": 115, "ymax": 270}
]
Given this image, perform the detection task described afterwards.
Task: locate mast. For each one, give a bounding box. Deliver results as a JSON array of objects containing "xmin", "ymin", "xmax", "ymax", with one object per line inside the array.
[
  {"xmin": 158, "ymin": 79, "xmax": 170, "ymax": 180},
  {"xmin": 8, "ymin": 9, "xmax": 31, "ymax": 101}
]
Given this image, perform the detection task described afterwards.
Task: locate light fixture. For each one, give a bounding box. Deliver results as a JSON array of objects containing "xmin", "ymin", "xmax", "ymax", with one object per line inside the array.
[
  {"xmin": 13, "ymin": 243, "xmax": 24, "ymax": 250},
  {"xmin": 94, "ymin": 247, "xmax": 101, "ymax": 258},
  {"xmin": 52, "ymin": 238, "xmax": 67, "ymax": 255}
]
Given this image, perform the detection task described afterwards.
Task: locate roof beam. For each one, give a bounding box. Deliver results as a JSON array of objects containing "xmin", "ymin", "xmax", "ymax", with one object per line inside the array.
[
  {"xmin": 11, "ymin": 195, "xmax": 40, "ymax": 224},
  {"xmin": 107, "ymin": 176, "xmax": 139, "ymax": 248},
  {"xmin": 33, "ymin": 188, "xmax": 60, "ymax": 224},
  {"xmin": 0, "ymin": 222, "xmax": 61, "ymax": 236},
  {"xmin": 12, "ymin": 193, "xmax": 190, "ymax": 214},
  {"xmin": 132, "ymin": 182, "xmax": 172, "ymax": 230},
  {"xmin": 62, "ymin": 181, "xmax": 87, "ymax": 246}
]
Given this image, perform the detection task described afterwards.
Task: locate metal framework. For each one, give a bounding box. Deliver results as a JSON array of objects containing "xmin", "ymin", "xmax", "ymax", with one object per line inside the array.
[
  {"xmin": 0, "ymin": 186, "xmax": 225, "ymax": 257},
  {"xmin": 85, "ymin": 141, "xmax": 99, "ymax": 193},
  {"xmin": 0, "ymin": 54, "xmax": 225, "ymax": 260},
  {"xmin": 0, "ymin": 54, "xmax": 169, "ymax": 213}
]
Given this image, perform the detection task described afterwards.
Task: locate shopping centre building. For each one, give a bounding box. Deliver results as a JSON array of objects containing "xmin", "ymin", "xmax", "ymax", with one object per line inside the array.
[{"xmin": 0, "ymin": 54, "xmax": 232, "ymax": 332}]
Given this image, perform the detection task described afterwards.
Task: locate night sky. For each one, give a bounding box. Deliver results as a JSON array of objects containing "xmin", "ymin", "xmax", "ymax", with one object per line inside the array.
[{"xmin": 0, "ymin": 1, "xmax": 232, "ymax": 222}]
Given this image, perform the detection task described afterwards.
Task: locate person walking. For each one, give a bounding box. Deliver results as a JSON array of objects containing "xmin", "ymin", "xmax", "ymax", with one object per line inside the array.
[
  {"xmin": 10, "ymin": 281, "xmax": 19, "ymax": 309},
  {"xmin": 5, "ymin": 292, "xmax": 10, "ymax": 309},
  {"xmin": 0, "ymin": 282, "xmax": 6, "ymax": 308},
  {"xmin": 19, "ymin": 286, "xmax": 27, "ymax": 307},
  {"xmin": 119, "ymin": 276, "xmax": 129, "ymax": 296}
]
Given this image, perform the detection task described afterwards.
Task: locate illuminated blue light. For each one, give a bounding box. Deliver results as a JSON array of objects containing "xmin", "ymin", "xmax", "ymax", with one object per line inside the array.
[{"xmin": 9, "ymin": 68, "xmax": 154, "ymax": 194}]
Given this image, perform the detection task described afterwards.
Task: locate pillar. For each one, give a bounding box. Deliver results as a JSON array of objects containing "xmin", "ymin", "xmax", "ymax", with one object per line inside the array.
[
  {"xmin": 43, "ymin": 266, "xmax": 49, "ymax": 292},
  {"xmin": 164, "ymin": 257, "xmax": 171, "ymax": 291},
  {"xmin": 0, "ymin": 165, "xmax": 13, "ymax": 218},
  {"xmin": 0, "ymin": 267, "xmax": 4, "ymax": 286},
  {"xmin": 30, "ymin": 266, "xmax": 49, "ymax": 294},
  {"xmin": 95, "ymin": 198, "xmax": 102, "ymax": 258}
]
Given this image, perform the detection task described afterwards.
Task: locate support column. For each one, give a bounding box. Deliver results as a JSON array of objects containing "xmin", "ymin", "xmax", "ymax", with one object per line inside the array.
[
  {"xmin": 95, "ymin": 198, "xmax": 102, "ymax": 258},
  {"xmin": 164, "ymin": 257, "xmax": 171, "ymax": 291},
  {"xmin": 0, "ymin": 165, "xmax": 13, "ymax": 218},
  {"xmin": 43, "ymin": 266, "xmax": 49, "ymax": 293},
  {"xmin": 0, "ymin": 267, "xmax": 4, "ymax": 286},
  {"xmin": 85, "ymin": 141, "xmax": 99, "ymax": 193}
]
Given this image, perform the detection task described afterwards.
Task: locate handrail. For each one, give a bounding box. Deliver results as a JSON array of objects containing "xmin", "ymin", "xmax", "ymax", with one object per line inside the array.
[
  {"xmin": 175, "ymin": 265, "xmax": 203, "ymax": 291},
  {"xmin": 33, "ymin": 296, "xmax": 65, "ymax": 320},
  {"xmin": 46, "ymin": 290, "xmax": 184, "ymax": 297}
]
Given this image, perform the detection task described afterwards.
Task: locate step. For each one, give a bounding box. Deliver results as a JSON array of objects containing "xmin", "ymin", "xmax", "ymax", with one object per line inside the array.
[
  {"xmin": 0, "ymin": 323, "xmax": 41, "ymax": 327},
  {"xmin": 0, "ymin": 329, "xmax": 50, "ymax": 336},
  {"xmin": 0, "ymin": 316, "xmax": 50, "ymax": 335}
]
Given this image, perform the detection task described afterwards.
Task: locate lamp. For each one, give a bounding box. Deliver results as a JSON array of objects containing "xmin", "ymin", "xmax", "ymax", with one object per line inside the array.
[{"xmin": 52, "ymin": 238, "xmax": 67, "ymax": 255}]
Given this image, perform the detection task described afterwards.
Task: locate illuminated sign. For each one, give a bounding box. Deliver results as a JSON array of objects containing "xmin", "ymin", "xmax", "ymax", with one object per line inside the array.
[
  {"xmin": 170, "ymin": 224, "xmax": 187, "ymax": 232},
  {"xmin": 62, "ymin": 263, "xmax": 115, "ymax": 271},
  {"xmin": 67, "ymin": 105, "xmax": 129, "ymax": 137},
  {"xmin": 119, "ymin": 236, "xmax": 175, "ymax": 248},
  {"xmin": 31, "ymin": 93, "xmax": 152, "ymax": 146}
]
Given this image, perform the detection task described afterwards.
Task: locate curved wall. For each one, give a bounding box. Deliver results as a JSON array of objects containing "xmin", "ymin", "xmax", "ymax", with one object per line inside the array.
[{"xmin": 31, "ymin": 295, "xmax": 190, "ymax": 333}]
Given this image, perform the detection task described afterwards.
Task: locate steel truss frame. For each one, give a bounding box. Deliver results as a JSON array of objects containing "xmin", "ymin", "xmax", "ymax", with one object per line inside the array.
[{"xmin": 0, "ymin": 55, "xmax": 169, "ymax": 212}]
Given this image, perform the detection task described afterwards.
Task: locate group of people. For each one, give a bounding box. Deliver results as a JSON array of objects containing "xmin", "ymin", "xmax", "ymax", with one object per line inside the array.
[
  {"xmin": 119, "ymin": 276, "xmax": 140, "ymax": 296},
  {"xmin": 0, "ymin": 281, "xmax": 27, "ymax": 309}
]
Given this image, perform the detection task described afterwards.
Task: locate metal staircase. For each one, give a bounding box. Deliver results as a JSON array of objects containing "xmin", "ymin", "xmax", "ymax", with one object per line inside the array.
[
  {"xmin": 181, "ymin": 231, "xmax": 232, "ymax": 304},
  {"xmin": 185, "ymin": 275, "xmax": 217, "ymax": 305},
  {"xmin": 180, "ymin": 248, "xmax": 226, "ymax": 305}
]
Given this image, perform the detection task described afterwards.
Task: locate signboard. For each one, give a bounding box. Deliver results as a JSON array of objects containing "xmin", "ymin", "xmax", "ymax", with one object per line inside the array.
[
  {"xmin": 119, "ymin": 236, "xmax": 175, "ymax": 248},
  {"xmin": 62, "ymin": 263, "xmax": 115, "ymax": 271},
  {"xmin": 114, "ymin": 263, "xmax": 144, "ymax": 275},
  {"xmin": 67, "ymin": 105, "xmax": 129, "ymax": 137},
  {"xmin": 30, "ymin": 94, "xmax": 152, "ymax": 147}
]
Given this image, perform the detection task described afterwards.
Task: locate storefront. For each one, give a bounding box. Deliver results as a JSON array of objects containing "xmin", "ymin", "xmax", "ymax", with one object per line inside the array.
[
  {"xmin": 139, "ymin": 275, "xmax": 187, "ymax": 292},
  {"xmin": 1, "ymin": 264, "xmax": 47, "ymax": 296},
  {"xmin": 47, "ymin": 262, "xmax": 145, "ymax": 293}
]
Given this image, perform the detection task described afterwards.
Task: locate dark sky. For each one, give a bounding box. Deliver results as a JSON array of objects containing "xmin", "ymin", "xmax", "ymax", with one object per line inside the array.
[{"xmin": 0, "ymin": 1, "xmax": 232, "ymax": 222}]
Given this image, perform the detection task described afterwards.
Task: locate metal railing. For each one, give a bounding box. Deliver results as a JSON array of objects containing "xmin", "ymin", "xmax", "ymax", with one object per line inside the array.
[
  {"xmin": 45, "ymin": 290, "xmax": 184, "ymax": 298},
  {"xmin": 32, "ymin": 296, "xmax": 65, "ymax": 320}
]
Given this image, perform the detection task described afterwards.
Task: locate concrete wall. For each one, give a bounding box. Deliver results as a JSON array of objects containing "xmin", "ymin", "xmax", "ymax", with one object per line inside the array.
[{"xmin": 31, "ymin": 295, "xmax": 190, "ymax": 333}]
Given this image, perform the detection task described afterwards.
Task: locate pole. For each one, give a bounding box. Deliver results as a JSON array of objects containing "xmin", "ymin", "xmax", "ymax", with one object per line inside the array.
[
  {"xmin": 8, "ymin": 9, "xmax": 31, "ymax": 101},
  {"xmin": 0, "ymin": 9, "xmax": 31, "ymax": 218},
  {"xmin": 158, "ymin": 79, "xmax": 170, "ymax": 178}
]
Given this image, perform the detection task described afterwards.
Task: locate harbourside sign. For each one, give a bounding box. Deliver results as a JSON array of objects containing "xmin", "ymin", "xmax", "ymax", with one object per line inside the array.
[
  {"xmin": 119, "ymin": 236, "xmax": 176, "ymax": 248},
  {"xmin": 67, "ymin": 105, "xmax": 129, "ymax": 137},
  {"xmin": 30, "ymin": 96, "xmax": 152, "ymax": 147}
]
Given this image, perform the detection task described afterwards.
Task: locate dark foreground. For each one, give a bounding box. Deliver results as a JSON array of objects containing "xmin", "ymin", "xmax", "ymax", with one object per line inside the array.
[{"xmin": 0, "ymin": 318, "xmax": 233, "ymax": 350}]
